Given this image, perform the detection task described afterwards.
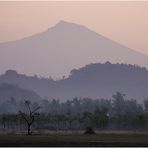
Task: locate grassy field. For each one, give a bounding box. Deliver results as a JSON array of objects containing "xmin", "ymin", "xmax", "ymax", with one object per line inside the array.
[{"xmin": 0, "ymin": 131, "xmax": 148, "ymax": 146}]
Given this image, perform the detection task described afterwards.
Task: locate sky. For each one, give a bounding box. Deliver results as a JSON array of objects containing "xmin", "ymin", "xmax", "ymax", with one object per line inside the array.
[{"xmin": 0, "ymin": 1, "xmax": 148, "ymax": 56}]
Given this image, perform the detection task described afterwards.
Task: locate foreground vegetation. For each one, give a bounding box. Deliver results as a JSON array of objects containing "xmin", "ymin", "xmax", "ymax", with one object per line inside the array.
[{"xmin": 0, "ymin": 92, "xmax": 148, "ymax": 146}]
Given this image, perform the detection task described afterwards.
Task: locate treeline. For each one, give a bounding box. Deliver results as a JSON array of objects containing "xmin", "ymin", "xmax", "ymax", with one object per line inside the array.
[{"xmin": 0, "ymin": 92, "xmax": 148, "ymax": 133}]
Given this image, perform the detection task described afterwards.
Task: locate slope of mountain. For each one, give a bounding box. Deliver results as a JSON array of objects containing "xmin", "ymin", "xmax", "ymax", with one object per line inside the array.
[
  {"xmin": 0, "ymin": 20, "xmax": 148, "ymax": 78},
  {"xmin": 0, "ymin": 83, "xmax": 42, "ymax": 103},
  {"xmin": 0, "ymin": 62, "xmax": 148, "ymax": 103},
  {"xmin": 0, "ymin": 70, "xmax": 56, "ymax": 99}
]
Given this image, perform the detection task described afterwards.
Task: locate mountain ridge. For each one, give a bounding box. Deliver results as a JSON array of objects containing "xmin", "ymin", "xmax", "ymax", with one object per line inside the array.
[{"xmin": 0, "ymin": 62, "xmax": 148, "ymax": 103}]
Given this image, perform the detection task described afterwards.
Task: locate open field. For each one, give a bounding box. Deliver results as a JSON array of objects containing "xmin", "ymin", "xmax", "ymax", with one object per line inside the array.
[{"xmin": 0, "ymin": 131, "xmax": 148, "ymax": 146}]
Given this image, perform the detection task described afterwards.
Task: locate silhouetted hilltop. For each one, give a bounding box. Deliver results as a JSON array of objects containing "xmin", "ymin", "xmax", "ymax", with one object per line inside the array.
[{"xmin": 0, "ymin": 62, "xmax": 148, "ymax": 102}]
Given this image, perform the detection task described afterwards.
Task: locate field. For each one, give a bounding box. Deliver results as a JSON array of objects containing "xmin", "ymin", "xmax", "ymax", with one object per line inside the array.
[{"xmin": 1, "ymin": 131, "xmax": 148, "ymax": 146}]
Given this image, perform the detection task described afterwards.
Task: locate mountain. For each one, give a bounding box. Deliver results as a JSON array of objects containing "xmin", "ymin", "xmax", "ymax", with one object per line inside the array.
[
  {"xmin": 0, "ymin": 70, "xmax": 56, "ymax": 99},
  {"xmin": 0, "ymin": 83, "xmax": 42, "ymax": 103},
  {"xmin": 0, "ymin": 20, "xmax": 148, "ymax": 78},
  {"xmin": 0, "ymin": 62, "xmax": 148, "ymax": 103}
]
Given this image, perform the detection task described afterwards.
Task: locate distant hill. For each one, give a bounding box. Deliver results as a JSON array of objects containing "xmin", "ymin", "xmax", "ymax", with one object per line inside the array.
[
  {"xmin": 0, "ymin": 20, "xmax": 148, "ymax": 78},
  {"xmin": 0, "ymin": 62, "xmax": 148, "ymax": 102},
  {"xmin": 0, "ymin": 83, "xmax": 42, "ymax": 103}
]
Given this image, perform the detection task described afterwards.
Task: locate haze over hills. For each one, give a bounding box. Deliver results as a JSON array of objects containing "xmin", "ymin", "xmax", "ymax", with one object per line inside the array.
[
  {"xmin": 0, "ymin": 62, "xmax": 148, "ymax": 103},
  {"xmin": 0, "ymin": 20, "xmax": 148, "ymax": 78},
  {"xmin": 0, "ymin": 83, "xmax": 42, "ymax": 103}
]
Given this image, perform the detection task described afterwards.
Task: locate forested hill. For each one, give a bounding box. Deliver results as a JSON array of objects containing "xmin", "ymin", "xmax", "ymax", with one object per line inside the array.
[
  {"xmin": 0, "ymin": 83, "xmax": 42, "ymax": 103},
  {"xmin": 0, "ymin": 62, "xmax": 148, "ymax": 102}
]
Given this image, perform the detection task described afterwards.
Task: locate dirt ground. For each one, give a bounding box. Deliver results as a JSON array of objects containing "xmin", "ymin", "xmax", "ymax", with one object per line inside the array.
[{"xmin": 0, "ymin": 131, "xmax": 148, "ymax": 146}]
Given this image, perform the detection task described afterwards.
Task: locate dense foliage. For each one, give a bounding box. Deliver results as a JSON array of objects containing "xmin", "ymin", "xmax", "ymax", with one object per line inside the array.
[{"xmin": 0, "ymin": 92, "xmax": 148, "ymax": 133}]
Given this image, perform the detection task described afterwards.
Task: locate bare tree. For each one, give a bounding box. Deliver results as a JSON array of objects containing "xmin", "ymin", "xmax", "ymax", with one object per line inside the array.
[{"xmin": 19, "ymin": 100, "xmax": 40, "ymax": 135}]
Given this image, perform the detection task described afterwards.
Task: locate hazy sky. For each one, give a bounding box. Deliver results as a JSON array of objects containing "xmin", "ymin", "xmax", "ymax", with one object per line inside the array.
[{"xmin": 0, "ymin": 1, "xmax": 148, "ymax": 56}]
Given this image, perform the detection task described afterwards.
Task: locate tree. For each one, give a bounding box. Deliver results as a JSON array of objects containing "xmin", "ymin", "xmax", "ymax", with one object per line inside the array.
[
  {"xmin": 144, "ymin": 100, "xmax": 148, "ymax": 112},
  {"xmin": 19, "ymin": 100, "xmax": 40, "ymax": 135},
  {"xmin": 83, "ymin": 111, "xmax": 96, "ymax": 134},
  {"xmin": 82, "ymin": 111, "xmax": 94, "ymax": 129},
  {"xmin": 112, "ymin": 92, "xmax": 126, "ymax": 129},
  {"xmin": 94, "ymin": 107, "xmax": 109, "ymax": 129},
  {"xmin": 2, "ymin": 115, "xmax": 6, "ymax": 131}
]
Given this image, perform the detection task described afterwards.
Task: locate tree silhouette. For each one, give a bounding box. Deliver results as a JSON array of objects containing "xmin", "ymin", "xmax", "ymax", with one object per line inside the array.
[{"xmin": 19, "ymin": 100, "xmax": 40, "ymax": 135}]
